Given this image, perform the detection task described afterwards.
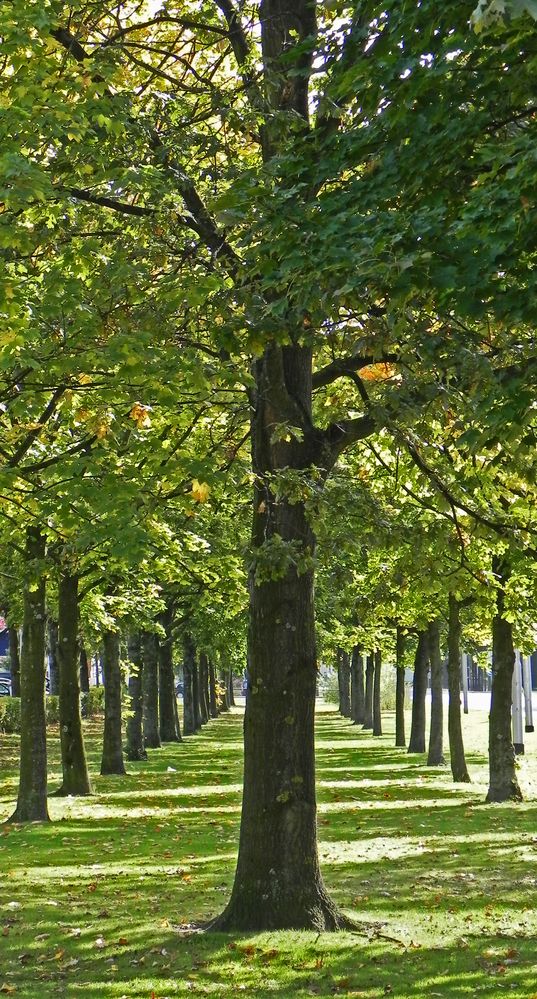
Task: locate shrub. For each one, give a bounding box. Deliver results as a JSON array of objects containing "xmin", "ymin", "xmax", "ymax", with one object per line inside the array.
[
  {"xmin": 0, "ymin": 696, "xmax": 21, "ymax": 733},
  {"xmin": 82, "ymin": 686, "xmax": 105, "ymax": 718}
]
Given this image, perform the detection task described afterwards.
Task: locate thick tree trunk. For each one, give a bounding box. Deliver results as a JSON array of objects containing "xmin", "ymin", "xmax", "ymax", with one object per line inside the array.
[
  {"xmin": 337, "ymin": 649, "xmax": 351, "ymax": 717},
  {"xmin": 100, "ymin": 631, "xmax": 126, "ymax": 775},
  {"xmin": 142, "ymin": 631, "xmax": 161, "ymax": 749},
  {"xmin": 362, "ymin": 655, "xmax": 374, "ymax": 729},
  {"xmin": 79, "ymin": 646, "xmax": 90, "ymax": 693},
  {"xmin": 395, "ymin": 626, "xmax": 406, "ymax": 748},
  {"xmin": 126, "ymin": 632, "xmax": 147, "ymax": 761},
  {"xmin": 47, "ymin": 617, "xmax": 59, "ymax": 696},
  {"xmin": 182, "ymin": 634, "xmax": 197, "ymax": 735},
  {"xmin": 228, "ymin": 669, "xmax": 235, "ymax": 707},
  {"xmin": 427, "ymin": 619, "xmax": 445, "ymax": 766},
  {"xmin": 372, "ymin": 649, "xmax": 382, "ymax": 736},
  {"xmin": 192, "ymin": 658, "xmax": 202, "ymax": 730},
  {"xmin": 8, "ymin": 528, "xmax": 49, "ymax": 823},
  {"xmin": 208, "ymin": 658, "xmax": 219, "ymax": 718},
  {"xmin": 55, "ymin": 572, "xmax": 92, "ymax": 796},
  {"xmin": 447, "ymin": 594, "xmax": 470, "ymax": 782},
  {"xmin": 198, "ymin": 652, "xmax": 210, "ymax": 725},
  {"xmin": 408, "ymin": 631, "xmax": 429, "ymax": 753},
  {"xmin": 350, "ymin": 646, "xmax": 365, "ymax": 725},
  {"xmin": 213, "ymin": 500, "xmax": 348, "ymax": 931},
  {"xmin": 9, "ymin": 627, "xmax": 21, "ymax": 698},
  {"xmin": 486, "ymin": 566, "xmax": 522, "ymax": 802},
  {"xmin": 159, "ymin": 608, "xmax": 181, "ymax": 742}
]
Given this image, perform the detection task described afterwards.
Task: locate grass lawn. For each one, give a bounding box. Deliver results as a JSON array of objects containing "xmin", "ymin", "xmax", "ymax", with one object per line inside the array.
[{"xmin": 1, "ymin": 701, "xmax": 537, "ymax": 998}]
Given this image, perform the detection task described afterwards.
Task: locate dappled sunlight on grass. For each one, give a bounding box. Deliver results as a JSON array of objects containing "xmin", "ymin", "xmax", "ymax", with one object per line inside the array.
[{"xmin": 1, "ymin": 702, "xmax": 537, "ymax": 996}]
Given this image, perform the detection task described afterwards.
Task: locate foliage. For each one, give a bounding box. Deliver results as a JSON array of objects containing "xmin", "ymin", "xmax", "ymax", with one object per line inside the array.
[{"xmin": 0, "ymin": 695, "xmax": 60, "ymax": 733}]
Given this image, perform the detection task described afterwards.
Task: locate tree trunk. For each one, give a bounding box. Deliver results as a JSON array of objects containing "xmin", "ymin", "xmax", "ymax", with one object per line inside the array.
[
  {"xmin": 228, "ymin": 668, "xmax": 235, "ymax": 707},
  {"xmin": 350, "ymin": 646, "xmax": 365, "ymax": 725},
  {"xmin": 8, "ymin": 527, "xmax": 49, "ymax": 823},
  {"xmin": 47, "ymin": 617, "xmax": 59, "ymax": 696},
  {"xmin": 486, "ymin": 565, "xmax": 522, "ymax": 802},
  {"xmin": 208, "ymin": 658, "xmax": 219, "ymax": 718},
  {"xmin": 192, "ymin": 657, "xmax": 202, "ymax": 730},
  {"xmin": 9, "ymin": 627, "xmax": 20, "ymax": 698},
  {"xmin": 100, "ymin": 631, "xmax": 126, "ymax": 775},
  {"xmin": 126, "ymin": 632, "xmax": 147, "ymax": 761},
  {"xmin": 198, "ymin": 652, "xmax": 210, "ymax": 725},
  {"xmin": 142, "ymin": 631, "xmax": 161, "ymax": 749},
  {"xmin": 182, "ymin": 634, "xmax": 197, "ymax": 735},
  {"xmin": 427, "ymin": 619, "xmax": 445, "ymax": 766},
  {"xmin": 159, "ymin": 607, "xmax": 181, "ymax": 742},
  {"xmin": 79, "ymin": 646, "xmax": 90, "ymax": 693},
  {"xmin": 55, "ymin": 572, "xmax": 92, "ymax": 796},
  {"xmin": 337, "ymin": 648, "xmax": 351, "ymax": 717},
  {"xmin": 447, "ymin": 594, "xmax": 470, "ymax": 782},
  {"xmin": 372, "ymin": 649, "xmax": 382, "ymax": 736},
  {"xmin": 395, "ymin": 626, "xmax": 406, "ymax": 748},
  {"xmin": 362, "ymin": 655, "xmax": 374, "ymax": 729},
  {"xmin": 218, "ymin": 666, "xmax": 230, "ymax": 712},
  {"xmin": 408, "ymin": 631, "xmax": 429, "ymax": 753}
]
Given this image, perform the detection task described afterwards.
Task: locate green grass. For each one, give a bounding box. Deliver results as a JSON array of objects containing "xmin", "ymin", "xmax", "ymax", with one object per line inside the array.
[{"xmin": 1, "ymin": 703, "xmax": 537, "ymax": 998}]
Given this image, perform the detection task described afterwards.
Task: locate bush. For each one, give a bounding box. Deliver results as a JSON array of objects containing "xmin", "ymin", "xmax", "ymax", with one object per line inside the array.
[
  {"xmin": 318, "ymin": 664, "xmax": 397, "ymax": 712},
  {"xmin": 82, "ymin": 686, "xmax": 105, "ymax": 718},
  {"xmin": 46, "ymin": 695, "xmax": 60, "ymax": 725},
  {"xmin": 0, "ymin": 696, "xmax": 21, "ymax": 733}
]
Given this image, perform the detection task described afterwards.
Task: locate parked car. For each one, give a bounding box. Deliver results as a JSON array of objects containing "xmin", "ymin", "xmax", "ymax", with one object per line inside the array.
[{"xmin": 0, "ymin": 670, "xmax": 12, "ymax": 696}]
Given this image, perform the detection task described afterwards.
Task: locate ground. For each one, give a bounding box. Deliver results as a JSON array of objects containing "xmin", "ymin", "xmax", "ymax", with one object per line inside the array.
[{"xmin": 1, "ymin": 698, "xmax": 537, "ymax": 998}]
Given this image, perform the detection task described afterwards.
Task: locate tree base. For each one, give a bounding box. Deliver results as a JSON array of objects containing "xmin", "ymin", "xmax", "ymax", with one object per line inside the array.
[
  {"xmin": 486, "ymin": 782, "xmax": 523, "ymax": 803},
  {"xmin": 452, "ymin": 772, "xmax": 471, "ymax": 783},
  {"xmin": 50, "ymin": 785, "xmax": 93, "ymax": 797},
  {"xmin": 207, "ymin": 884, "xmax": 357, "ymax": 933},
  {"xmin": 100, "ymin": 765, "xmax": 127, "ymax": 776},
  {"xmin": 427, "ymin": 755, "xmax": 446, "ymax": 767},
  {"xmin": 126, "ymin": 750, "xmax": 148, "ymax": 761},
  {"xmin": 6, "ymin": 807, "xmax": 50, "ymax": 824}
]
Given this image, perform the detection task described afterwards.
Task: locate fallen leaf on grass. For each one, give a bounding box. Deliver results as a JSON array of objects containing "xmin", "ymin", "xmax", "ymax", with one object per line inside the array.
[
  {"xmin": 94, "ymin": 937, "xmax": 106, "ymax": 949},
  {"xmin": 0, "ymin": 985, "xmax": 17, "ymax": 994}
]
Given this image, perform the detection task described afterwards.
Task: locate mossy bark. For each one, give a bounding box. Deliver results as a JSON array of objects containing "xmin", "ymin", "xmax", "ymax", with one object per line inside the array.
[
  {"xmin": 208, "ymin": 658, "xmax": 219, "ymax": 718},
  {"xmin": 126, "ymin": 632, "xmax": 147, "ymax": 761},
  {"xmin": 198, "ymin": 652, "xmax": 210, "ymax": 725},
  {"xmin": 395, "ymin": 627, "xmax": 406, "ymax": 748},
  {"xmin": 79, "ymin": 646, "xmax": 90, "ymax": 694},
  {"xmin": 142, "ymin": 631, "xmax": 161, "ymax": 749},
  {"xmin": 350, "ymin": 646, "xmax": 365, "ymax": 725},
  {"xmin": 8, "ymin": 527, "xmax": 49, "ymax": 823},
  {"xmin": 183, "ymin": 634, "xmax": 197, "ymax": 735},
  {"xmin": 362, "ymin": 655, "xmax": 374, "ymax": 729},
  {"xmin": 159, "ymin": 607, "xmax": 181, "ymax": 742},
  {"xmin": 337, "ymin": 649, "xmax": 351, "ymax": 718},
  {"xmin": 55, "ymin": 572, "xmax": 92, "ymax": 796},
  {"xmin": 100, "ymin": 631, "xmax": 125, "ymax": 775},
  {"xmin": 408, "ymin": 631, "xmax": 429, "ymax": 754},
  {"xmin": 427, "ymin": 619, "xmax": 445, "ymax": 766},
  {"xmin": 228, "ymin": 669, "xmax": 235, "ymax": 707},
  {"xmin": 447, "ymin": 595, "xmax": 470, "ymax": 782},
  {"xmin": 372, "ymin": 649, "xmax": 382, "ymax": 736},
  {"xmin": 486, "ymin": 565, "xmax": 522, "ymax": 802}
]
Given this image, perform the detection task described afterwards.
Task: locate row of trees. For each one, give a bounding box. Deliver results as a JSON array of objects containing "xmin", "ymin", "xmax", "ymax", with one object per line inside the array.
[{"xmin": 1, "ymin": 0, "xmax": 537, "ymax": 930}]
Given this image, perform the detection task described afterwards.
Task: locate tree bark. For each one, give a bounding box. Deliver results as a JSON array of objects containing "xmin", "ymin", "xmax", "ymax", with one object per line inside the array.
[
  {"xmin": 55, "ymin": 572, "xmax": 92, "ymax": 796},
  {"xmin": 362, "ymin": 655, "xmax": 374, "ymax": 729},
  {"xmin": 9, "ymin": 627, "xmax": 20, "ymax": 698},
  {"xmin": 372, "ymin": 649, "xmax": 382, "ymax": 736},
  {"xmin": 47, "ymin": 617, "xmax": 59, "ymax": 696},
  {"xmin": 159, "ymin": 607, "xmax": 181, "ymax": 742},
  {"xmin": 192, "ymin": 656, "xmax": 202, "ymax": 730},
  {"xmin": 427, "ymin": 619, "xmax": 445, "ymax": 766},
  {"xmin": 100, "ymin": 631, "xmax": 125, "ymax": 775},
  {"xmin": 337, "ymin": 648, "xmax": 351, "ymax": 717},
  {"xmin": 8, "ymin": 527, "xmax": 49, "ymax": 823},
  {"xmin": 198, "ymin": 652, "xmax": 210, "ymax": 725},
  {"xmin": 142, "ymin": 631, "xmax": 161, "ymax": 748},
  {"xmin": 218, "ymin": 666, "xmax": 230, "ymax": 712},
  {"xmin": 408, "ymin": 631, "xmax": 429, "ymax": 753},
  {"xmin": 350, "ymin": 646, "xmax": 365, "ymax": 725},
  {"xmin": 79, "ymin": 645, "xmax": 90, "ymax": 693},
  {"xmin": 208, "ymin": 658, "xmax": 219, "ymax": 718},
  {"xmin": 126, "ymin": 632, "xmax": 147, "ymax": 761},
  {"xmin": 228, "ymin": 668, "xmax": 235, "ymax": 707},
  {"xmin": 395, "ymin": 626, "xmax": 406, "ymax": 748},
  {"xmin": 486, "ymin": 564, "xmax": 522, "ymax": 802},
  {"xmin": 447, "ymin": 594, "xmax": 470, "ymax": 782},
  {"xmin": 182, "ymin": 634, "xmax": 197, "ymax": 735}
]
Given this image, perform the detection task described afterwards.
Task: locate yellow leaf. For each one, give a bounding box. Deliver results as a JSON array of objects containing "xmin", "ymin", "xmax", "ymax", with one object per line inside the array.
[
  {"xmin": 0, "ymin": 985, "xmax": 17, "ymax": 994},
  {"xmin": 129, "ymin": 402, "xmax": 151, "ymax": 429},
  {"xmin": 190, "ymin": 479, "xmax": 210, "ymax": 503}
]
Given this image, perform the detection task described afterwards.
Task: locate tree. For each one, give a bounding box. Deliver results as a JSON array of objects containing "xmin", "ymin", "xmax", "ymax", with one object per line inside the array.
[{"xmin": 55, "ymin": 570, "xmax": 92, "ymax": 796}]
